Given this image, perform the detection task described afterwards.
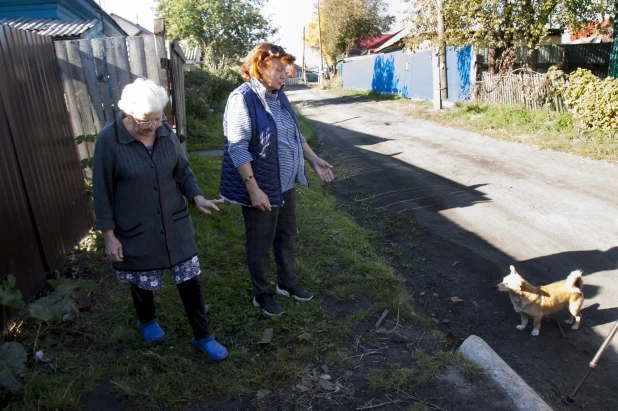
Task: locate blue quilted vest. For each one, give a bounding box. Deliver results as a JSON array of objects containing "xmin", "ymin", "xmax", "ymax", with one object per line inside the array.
[{"xmin": 219, "ymin": 82, "xmax": 306, "ymax": 206}]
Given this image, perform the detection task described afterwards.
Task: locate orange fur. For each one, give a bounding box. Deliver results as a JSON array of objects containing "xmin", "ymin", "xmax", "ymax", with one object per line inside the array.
[{"xmin": 497, "ymin": 265, "xmax": 584, "ymax": 336}]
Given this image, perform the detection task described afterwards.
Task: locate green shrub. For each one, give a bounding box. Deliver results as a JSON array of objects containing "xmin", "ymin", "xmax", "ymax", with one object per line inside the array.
[
  {"xmin": 184, "ymin": 66, "xmax": 242, "ymax": 151},
  {"xmin": 547, "ymin": 68, "xmax": 618, "ymax": 134},
  {"xmin": 185, "ymin": 65, "xmax": 242, "ymax": 118}
]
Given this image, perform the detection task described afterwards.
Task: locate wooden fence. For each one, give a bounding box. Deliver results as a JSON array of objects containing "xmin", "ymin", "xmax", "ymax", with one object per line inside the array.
[
  {"xmin": 476, "ymin": 71, "xmax": 566, "ymax": 112},
  {"xmin": 0, "ymin": 24, "xmax": 91, "ymax": 305},
  {"xmin": 54, "ymin": 19, "xmax": 187, "ymax": 175}
]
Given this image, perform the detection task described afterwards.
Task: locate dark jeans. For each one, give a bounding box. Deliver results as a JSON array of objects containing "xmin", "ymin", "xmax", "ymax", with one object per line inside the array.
[
  {"xmin": 130, "ymin": 276, "xmax": 211, "ymax": 340},
  {"xmin": 242, "ymin": 188, "xmax": 299, "ymax": 297}
]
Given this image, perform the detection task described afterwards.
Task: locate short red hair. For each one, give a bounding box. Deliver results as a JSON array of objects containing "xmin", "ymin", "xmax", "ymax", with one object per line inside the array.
[{"xmin": 240, "ymin": 43, "xmax": 296, "ymax": 82}]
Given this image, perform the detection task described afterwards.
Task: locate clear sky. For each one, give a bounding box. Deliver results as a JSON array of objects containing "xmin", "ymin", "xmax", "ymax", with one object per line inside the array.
[{"xmin": 99, "ymin": 0, "xmax": 410, "ymax": 68}]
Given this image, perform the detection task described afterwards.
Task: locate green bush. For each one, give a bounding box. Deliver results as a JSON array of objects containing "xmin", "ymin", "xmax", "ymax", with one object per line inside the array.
[
  {"xmin": 547, "ymin": 68, "xmax": 618, "ymax": 134},
  {"xmin": 184, "ymin": 66, "xmax": 242, "ymax": 151},
  {"xmin": 185, "ymin": 66, "xmax": 242, "ymax": 118}
]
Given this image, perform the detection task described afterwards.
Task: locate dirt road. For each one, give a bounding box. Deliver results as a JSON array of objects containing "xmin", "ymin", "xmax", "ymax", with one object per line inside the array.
[{"xmin": 288, "ymin": 86, "xmax": 618, "ymax": 410}]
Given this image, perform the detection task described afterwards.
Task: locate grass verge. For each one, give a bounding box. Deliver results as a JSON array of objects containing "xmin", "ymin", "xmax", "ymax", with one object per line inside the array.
[
  {"xmin": 330, "ymin": 88, "xmax": 618, "ymax": 163},
  {"xmin": 4, "ymin": 114, "xmax": 414, "ymax": 410},
  {"xmin": 368, "ymin": 350, "xmax": 482, "ymax": 390}
]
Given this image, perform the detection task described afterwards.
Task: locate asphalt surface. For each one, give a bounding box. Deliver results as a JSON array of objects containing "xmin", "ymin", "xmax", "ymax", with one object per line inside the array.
[{"xmin": 287, "ymin": 87, "xmax": 618, "ymax": 363}]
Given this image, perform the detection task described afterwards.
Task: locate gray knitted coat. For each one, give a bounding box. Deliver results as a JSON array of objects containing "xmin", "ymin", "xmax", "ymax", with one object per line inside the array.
[{"xmin": 93, "ymin": 112, "xmax": 204, "ymax": 271}]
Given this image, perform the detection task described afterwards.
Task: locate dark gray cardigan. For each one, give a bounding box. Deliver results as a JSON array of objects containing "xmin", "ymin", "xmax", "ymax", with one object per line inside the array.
[{"xmin": 93, "ymin": 112, "xmax": 204, "ymax": 271}]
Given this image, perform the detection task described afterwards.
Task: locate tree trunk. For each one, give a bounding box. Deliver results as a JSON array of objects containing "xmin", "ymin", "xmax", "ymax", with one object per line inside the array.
[
  {"xmin": 560, "ymin": 46, "xmax": 569, "ymax": 72},
  {"xmin": 526, "ymin": 48, "xmax": 538, "ymax": 71},
  {"xmin": 488, "ymin": 48, "xmax": 496, "ymax": 74}
]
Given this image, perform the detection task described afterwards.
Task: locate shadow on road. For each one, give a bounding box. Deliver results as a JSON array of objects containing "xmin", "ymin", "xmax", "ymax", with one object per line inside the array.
[{"xmin": 306, "ymin": 115, "xmax": 618, "ymax": 409}]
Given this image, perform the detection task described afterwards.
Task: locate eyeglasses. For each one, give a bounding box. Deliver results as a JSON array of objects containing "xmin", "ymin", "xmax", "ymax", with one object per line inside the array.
[{"xmin": 132, "ymin": 117, "xmax": 162, "ymax": 130}]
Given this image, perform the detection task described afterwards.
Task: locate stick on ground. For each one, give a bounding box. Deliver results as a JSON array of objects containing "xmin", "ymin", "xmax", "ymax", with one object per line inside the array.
[
  {"xmin": 375, "ymin": 309, "xmax": 389, "ymax": 329},
  {"xmin": 356, "ymin": 399, "xmax": 401, "ymax": 410}
]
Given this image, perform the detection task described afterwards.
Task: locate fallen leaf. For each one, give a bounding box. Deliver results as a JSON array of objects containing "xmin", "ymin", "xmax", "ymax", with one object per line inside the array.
[
  {"xmin": 76, "ymin": 290, "xmax": 91, "ymax": 310},
  {"xmin": 452, "ymin": 261, "xmax": 461, "ymax": 267},
  {"xmin": 419, "ymin": 291, "xmax": 426, "ymax": 296},
  {"xmin": 375, "ymin": 327, "xmax": 388, "ymax": 334},
  {"xmin": 322, "ymin": 364, "xmax": 330, "ymax": 373},
  {"xmin": 319, "ymin": 374, "xmax": 331, "ymax": 381},
  {"xmin": 257, "ymin": 328, "xmax": 273, "ymax": 344},
  {"xmin": 297, "ymin": 333, "xmax": 312, "ymax": 341},
  {"xmin": 450, "ymin": 296, "xmax": 464, "ymax": 303}
]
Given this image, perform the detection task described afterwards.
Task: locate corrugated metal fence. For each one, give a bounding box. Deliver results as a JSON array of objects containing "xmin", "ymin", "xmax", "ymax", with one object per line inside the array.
[
  {"xmin": 341, "ymin": 47, "xmax": 474, "ymax": 102},
  {"xmin": 0, "ymin": 25, "xmax": 91, "ymax": 302}
]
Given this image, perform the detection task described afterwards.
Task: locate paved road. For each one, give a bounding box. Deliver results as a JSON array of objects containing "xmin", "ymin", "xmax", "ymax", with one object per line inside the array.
[{"xmin": 287, "ymin": 87, "xmax": 618, "ymax": 361}]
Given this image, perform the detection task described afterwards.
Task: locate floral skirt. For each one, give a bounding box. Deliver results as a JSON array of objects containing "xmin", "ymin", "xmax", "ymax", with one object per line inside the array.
[{"xmin": 115, "ymin": 256, "xmax": 201, "ymax": 291}]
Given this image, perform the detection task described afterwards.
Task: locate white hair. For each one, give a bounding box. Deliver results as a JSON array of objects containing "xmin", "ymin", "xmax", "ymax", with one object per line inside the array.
[{"xmin": 117, "ymin": 78, "xmax": 168, "ymax": 118}]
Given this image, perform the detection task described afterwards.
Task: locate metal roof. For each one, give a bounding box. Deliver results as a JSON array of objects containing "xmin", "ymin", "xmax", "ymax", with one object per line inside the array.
[
  {"xmin": 0, "ymin": 17, "xmax": 98, "ymax": 38},
  {"xmin": 180, "ymin": 41, "xmax": 201, "ymax": 61},
  {"xmin": 374, "ymin": 26, "xmax": 412, "ymax": 53}
]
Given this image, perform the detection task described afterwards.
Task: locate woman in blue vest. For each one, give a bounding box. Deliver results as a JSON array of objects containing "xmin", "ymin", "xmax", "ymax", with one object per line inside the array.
[{"xmin": 220, "ymin": 43, "xmax": 334, "ymax": 316}]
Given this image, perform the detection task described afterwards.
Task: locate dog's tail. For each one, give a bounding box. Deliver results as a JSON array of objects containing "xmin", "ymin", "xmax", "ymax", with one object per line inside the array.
[{"xmin": 566, "ymin": 270, "xmax": 584, "ymax": 294}]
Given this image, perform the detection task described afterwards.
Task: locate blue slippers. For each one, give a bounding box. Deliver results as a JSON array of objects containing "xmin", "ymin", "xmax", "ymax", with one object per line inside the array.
[
  {"xmin": 191, "ymin": 336, "xmax": 229, "ymax": 361},
  {"xmin": 137, "ymin": 319, "xmax": 228, "ymax": 361},
  {"xmin": 137, "ymin": 318, "xmax": 165, "ymax": 342}
]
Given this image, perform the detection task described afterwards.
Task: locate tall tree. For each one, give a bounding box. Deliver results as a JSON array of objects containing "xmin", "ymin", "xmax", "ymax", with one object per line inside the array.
[
  {"xmin": 404, "ymin": 0, "xmax": 614, "ymax": 69},
  {"xmin": 156, "ymin": 0, "xmax": 276, "ymax": 70},
  {"xmin": 306, "ymin": 0, "xmax": 395, "ymax": 69}
]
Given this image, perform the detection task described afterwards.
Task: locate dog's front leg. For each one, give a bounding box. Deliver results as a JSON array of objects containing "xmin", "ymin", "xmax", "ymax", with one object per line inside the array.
[
  {"xmin": 516, "ymin": 313, "xmax": 528, "ymax": 331},
  {"xmin": 531, "ymin": 316, "xmax": 542, "ymax": 336}
]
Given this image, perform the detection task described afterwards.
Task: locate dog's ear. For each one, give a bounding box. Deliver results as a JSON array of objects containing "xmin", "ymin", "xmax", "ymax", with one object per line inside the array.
[{"xmin": 510, "ymin": 265, "xmax": 518, "ymax": 275}]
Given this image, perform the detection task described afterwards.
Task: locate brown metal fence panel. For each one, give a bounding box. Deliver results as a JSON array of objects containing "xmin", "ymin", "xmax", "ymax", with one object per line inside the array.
[
  {"xmin": 0, "ymin": 25, "xmax": 91, "ymax": 299},
  {"xmin": 0, "ymin": 94, "xmax": 47, "ymax": 302}
]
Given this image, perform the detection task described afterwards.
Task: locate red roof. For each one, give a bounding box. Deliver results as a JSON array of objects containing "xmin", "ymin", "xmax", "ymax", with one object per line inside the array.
[
  {"xmin": 349, "ymin": 29, "xmax": 404, "ymax": 55},
  {"xmin": 570, "ymin": 18, "xmax": 613, "ymax": 41}
]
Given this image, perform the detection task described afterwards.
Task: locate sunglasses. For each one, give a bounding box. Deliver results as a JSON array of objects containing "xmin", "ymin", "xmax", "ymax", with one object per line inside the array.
[{"xmin": 261, "ymin": 45, "xmax": 285, "ymax": 60}]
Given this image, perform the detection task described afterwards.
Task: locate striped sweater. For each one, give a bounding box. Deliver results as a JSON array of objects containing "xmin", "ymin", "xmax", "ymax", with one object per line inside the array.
[{"xmin": 224, "ymin": 78, "xmax": 307, "ymax": 192}]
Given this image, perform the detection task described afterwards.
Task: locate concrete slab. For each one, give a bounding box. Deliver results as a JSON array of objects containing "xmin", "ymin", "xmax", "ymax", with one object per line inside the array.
[{"xmin": 460, "ymin": 335, "xmax": 553, "ymax": 411}]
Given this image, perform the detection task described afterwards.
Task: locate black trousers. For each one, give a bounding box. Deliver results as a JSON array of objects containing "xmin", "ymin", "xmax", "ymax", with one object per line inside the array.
[
  {"xmin": 130, "ymin": 275, "xmax": 211, "ymax": 340},
  {"xmin": 242, "ymin": 188, "xmax": 299, "ymax": 297}
]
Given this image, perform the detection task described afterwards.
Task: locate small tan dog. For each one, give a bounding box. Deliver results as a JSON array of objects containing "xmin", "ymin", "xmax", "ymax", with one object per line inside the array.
[{"xmin": 497, "ymin": 265, "xmax": 584, "ymax": 336}]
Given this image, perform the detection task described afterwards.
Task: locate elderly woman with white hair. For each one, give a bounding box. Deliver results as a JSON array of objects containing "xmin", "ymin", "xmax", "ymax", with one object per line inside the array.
[{"xmin": 92, "ymin": 78, "xmax": 228, "ymax": 361}]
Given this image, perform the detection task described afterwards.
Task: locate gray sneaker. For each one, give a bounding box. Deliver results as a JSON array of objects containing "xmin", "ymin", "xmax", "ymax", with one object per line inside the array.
[
  {"xmin": 253, "ymin": 294, "xmax": 285, "ymax": 316},
  {"xmin": 276, "ymin": 284, "xmax": 313, "ymax": 302}
]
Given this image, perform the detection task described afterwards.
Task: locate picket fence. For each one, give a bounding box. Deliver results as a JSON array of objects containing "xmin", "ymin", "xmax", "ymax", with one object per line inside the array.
[{"xmin": 477, "ymin": 72, "xmax": 566, "ymax": 112}]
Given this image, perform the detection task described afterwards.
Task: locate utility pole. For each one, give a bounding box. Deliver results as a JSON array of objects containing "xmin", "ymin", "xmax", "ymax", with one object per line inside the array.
[
  {"xmin": 317, "ymin": 0, "xmax": 324, "ymax": 88},
  {"xmin": 438, "ymin": 0, "xmax": 448, "ymax": 100},
  {"xmin": 302, "ymin": 26, "xmax": 307, "ymax": 83}
]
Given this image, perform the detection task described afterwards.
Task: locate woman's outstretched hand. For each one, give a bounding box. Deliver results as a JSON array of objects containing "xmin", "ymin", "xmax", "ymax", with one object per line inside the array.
[
  {"xmin": 194, "ymin": 196, "xmax": 225, "ymax": 214},
  {"xmin": 312, "ymin": 157, "xmax": 334, "ymax": 182}
]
